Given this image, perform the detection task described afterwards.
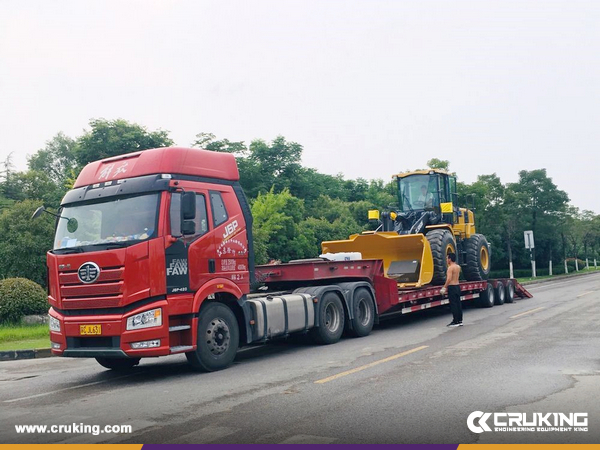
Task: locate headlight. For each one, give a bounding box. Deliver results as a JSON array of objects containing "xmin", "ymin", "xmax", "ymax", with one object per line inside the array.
[
  {"xmin": 49, "ymin": 315, "xmax": 61, "ymax": 332},
  {"xmin": 126, "ymin": 308, "xmax": 162, "ymax": 331}
]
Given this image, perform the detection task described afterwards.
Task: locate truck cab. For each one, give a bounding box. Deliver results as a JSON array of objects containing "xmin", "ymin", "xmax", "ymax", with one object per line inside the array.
[{"xmin": 47, "ymin": 147, "xmax": 255, "ymax": 369}]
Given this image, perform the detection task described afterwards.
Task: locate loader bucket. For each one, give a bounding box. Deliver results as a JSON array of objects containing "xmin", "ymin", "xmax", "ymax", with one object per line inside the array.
[{"xmin": 321, "ymin": 232, "xmax": 434, "ymax": 287}]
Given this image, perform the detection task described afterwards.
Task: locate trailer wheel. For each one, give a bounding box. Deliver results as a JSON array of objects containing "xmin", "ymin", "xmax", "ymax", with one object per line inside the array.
[
  {"xmin": 95, "ymin": 357, "xmax": 140, "ymax": 371},
  {"xmin": 186, "ymin": 302, "xmax": 239, "ymax": 372},
  {"xmin": 494, "ymin": 281, "xmax": 506, "ymax": 305},
  {"xmin": 463, "ymin": 234, "xmax": 491, "ymax": 281},
  {"xmin": 349, "ymin": 288, "xmax": 375, "ymax": 337},
  {"xmin": 504, "ymin": 280, "xmax": 515, "ymax": 303},
  {"xmin": 477, "ymin": 283, "xmax": 495, "ymax": 308},
  {"xmin": 311, "ymin": 292, "xmax": 345, "ymax": 345},
  {"xmin": 426, "ymin": 229, "xmax": 457, "ymax": 285}
]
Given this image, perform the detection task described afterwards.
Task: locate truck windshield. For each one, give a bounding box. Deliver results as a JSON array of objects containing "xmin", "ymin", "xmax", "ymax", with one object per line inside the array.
[
  {"xmin": 398, "ymin": 174, "xmax": 439, "ymax": 212},
  {"xmin": 53, "ymin": 193, "xmax": 160, "ymax": 251}
]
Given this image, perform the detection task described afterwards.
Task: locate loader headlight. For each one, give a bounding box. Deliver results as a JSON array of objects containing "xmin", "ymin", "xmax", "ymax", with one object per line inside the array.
[
  {"xmin": 49, "ymin": 315, "xmax": 61, "ymax": 332},
  {"xmin": 126, "ymin": 308, "xmax": 162, "ymax": 330}
]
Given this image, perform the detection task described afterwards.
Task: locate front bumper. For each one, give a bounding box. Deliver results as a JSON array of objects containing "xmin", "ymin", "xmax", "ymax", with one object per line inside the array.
[{"xmin": 49, "ymin": 299, "xmax": 173, "ymax": 358}]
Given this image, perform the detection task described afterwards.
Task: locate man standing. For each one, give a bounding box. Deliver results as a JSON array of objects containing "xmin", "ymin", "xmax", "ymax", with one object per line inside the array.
[{"xmin": 440, "ymin": 253, "xmax": 463, "ymax": 327}]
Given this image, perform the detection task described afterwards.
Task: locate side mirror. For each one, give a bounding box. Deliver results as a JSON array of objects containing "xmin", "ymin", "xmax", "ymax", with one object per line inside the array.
[
  {"xmin": 181, "ymin": 220, "xmax": 196, "ymax": 236},
  {"xmin": 181, "ymin": 192, "xmax": 196, "ymax": 220},
  {"xmin": 32, "ymin": 206, "xmax": 46, "ymax": 220}
]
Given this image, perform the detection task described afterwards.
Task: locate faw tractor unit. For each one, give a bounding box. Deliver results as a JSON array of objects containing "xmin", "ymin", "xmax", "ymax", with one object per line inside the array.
[{"xmin": 39, "ymin": 147, "xmax": 531, "ymax": 372}]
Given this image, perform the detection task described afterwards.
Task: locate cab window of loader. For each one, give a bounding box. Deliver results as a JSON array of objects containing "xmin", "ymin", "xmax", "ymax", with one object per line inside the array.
[{"xmin": 399, "ymin": 175, "xmax": 439, "ymax": 211}]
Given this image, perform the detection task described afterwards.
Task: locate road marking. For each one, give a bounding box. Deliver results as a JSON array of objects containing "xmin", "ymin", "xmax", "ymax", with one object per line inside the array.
[
  {"xmin": 510, "ymin": 307, "xmax": 545, "ymax": 319},
  {"xmin": 3, "ymin": 373, "xmax": 138, "ymax": 403},
  {"xmin": 577, "ymin": 291, "xmax": 594, "ymax": 298},
  {"xmin": 314, "ymin": 345, "xmax": 428, "ymax": 384}
]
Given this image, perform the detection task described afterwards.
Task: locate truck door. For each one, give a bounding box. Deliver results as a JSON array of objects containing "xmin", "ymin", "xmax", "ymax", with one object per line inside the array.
[
  {"xmin": 208, "ymin": 189, "xmax": 250, "ymax": 293},
  {"xmin": 169, "ymin": 191, "xmax": 212, "ymax": 294}
]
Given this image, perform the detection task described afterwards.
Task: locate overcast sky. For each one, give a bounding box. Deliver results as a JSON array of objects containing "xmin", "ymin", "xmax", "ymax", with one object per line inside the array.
[{"xmin": 1, "ymin": 0, "xmax": 599, "ymax": 212}]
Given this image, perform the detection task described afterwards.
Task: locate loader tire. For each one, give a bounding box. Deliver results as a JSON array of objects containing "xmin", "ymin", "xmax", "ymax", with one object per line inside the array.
[
  {"xmin": 426, "ymin": 229, "xmax": 457, "ymax": 285},
  {"xmin": 463, "ymin": 234, "xmax": 491, "ymax": 281}
]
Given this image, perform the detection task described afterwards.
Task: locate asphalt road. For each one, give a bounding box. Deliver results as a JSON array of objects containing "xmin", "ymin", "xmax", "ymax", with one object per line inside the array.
[{"xmin": 1, "ymin": 273, "xmax": 600, "ymax": 444}]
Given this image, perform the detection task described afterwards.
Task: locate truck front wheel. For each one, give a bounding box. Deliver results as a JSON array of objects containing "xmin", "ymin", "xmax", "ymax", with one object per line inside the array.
[
  {"xmin": 310, "ymin": 292, "xmax": 345, "ymax": 345},
  {"xmin": 186, "ymin": 302, "xmax": 239, "ymax": 372}
]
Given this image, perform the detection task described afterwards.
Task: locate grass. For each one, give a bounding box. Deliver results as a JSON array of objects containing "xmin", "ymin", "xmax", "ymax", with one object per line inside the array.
[
  {"xmin": 0, "ymin": 323, "xmax": 50, "ymax": 351},
  {"xmin": 517, "ymin": 266, "xmax": 599, "ymax": 284}
]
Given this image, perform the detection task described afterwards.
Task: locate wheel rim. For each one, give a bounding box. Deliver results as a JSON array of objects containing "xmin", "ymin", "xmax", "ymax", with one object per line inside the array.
[
  {"xmin": 356, "ymin": 298, "xmax": 372, "ymax": 327},
  {"xmin": 324, "ymin": 302, "xmax": 341, "ymax": 332},
  {"xmin": 205, "ymin": 318, "xmax": 231, "ymax": 356},
  {"xmin": 480, "ymin": 245, "xmax": 490, "ymax": 271},
  {"xmin": 446, "ymin": 243, "xmax": 455, "ymax": 258}
]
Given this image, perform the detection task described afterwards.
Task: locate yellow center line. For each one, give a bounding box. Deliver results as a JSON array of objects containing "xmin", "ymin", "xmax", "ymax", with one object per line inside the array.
[
  {"xmin": 314, "ymin": 345, "xmax": 428, "ymax": 384},
  {"xmin": 510, "ymin": 307, "xmax": 545, "ymax": 319},
  {"xmin": 577, "ymin": 291, "xmax": 594, "ymax": 298}
]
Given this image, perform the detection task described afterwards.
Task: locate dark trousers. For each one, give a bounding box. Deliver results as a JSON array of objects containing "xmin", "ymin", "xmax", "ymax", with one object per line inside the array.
[{"xmin": 448, "ymin": 285, "xmax": 462, "ymax": 323}]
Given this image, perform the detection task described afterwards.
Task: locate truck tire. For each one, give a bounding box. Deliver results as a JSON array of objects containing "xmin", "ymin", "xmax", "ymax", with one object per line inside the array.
[
  {"xmin": 477, "ymin": 283, "xmax": 495, "ymax": 308},
  {"xmin": 426, "ymin": 229, "xmax": 457, "ymax": 285},
  {"xmin": 505, "ymin": 280, "xmax": 515, "ymax": 303},
  {"xmin": 186, "ymin": 302, "xmax": 239, "ymax": 372},
  {"xmin": 310, "ymin": 292, "xmax": 345, "ymax": 345},
  {"xmin": 463, "ymin": 234, "xmax": 491, "ymax": 281},
  {"xmin": 95, "ymin": 357, "xmax": 140, "ymax": 371},
  {"xmin": 494, "ymin": 281, "xmax": 505, "ymax": 305},
  {"xmin": 349, "ymin": 288, "xmax": 375, "ymax": 337}
]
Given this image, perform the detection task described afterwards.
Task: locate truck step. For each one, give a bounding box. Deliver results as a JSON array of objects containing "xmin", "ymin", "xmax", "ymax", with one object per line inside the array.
[
  {"xmin": 170, "ymin": 345, "xmax": 194, "ymax": 354},
  {"xmin": 169, "ymin": 325, "xmax": 191, "ymax": 332}
]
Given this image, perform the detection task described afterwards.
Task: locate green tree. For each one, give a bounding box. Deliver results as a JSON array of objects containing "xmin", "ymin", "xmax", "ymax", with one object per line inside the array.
[
  {"xmin": 0, "ymin": 200, "xmax": 55, "ymax": 287},
  {"xmin": 28, "ymin": 132, "xmax": 78, "ymax": 189},
  {"xmin": 506, "ymin": 169, "xmax": 569, "ymax": 266},
  {"xmin": 76, "ymin": 118, "xmax": 173, "ymax": 166},
  {"xmin": 192, "ymin": 132, "xmax": 247, "ymax": 154},
  {"xmin": 427, "ymin": 158, "xmax": 450, "ymax": 171},
  {"xmin": 250, "ymin": 189, "xmax": 314, "ymax": 264}
]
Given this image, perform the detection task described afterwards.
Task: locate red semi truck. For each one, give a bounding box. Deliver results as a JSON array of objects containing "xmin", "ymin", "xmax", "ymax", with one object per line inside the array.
[{"xmin": 44, "ymin": 147, "xmax": 531, "ymax": 371}]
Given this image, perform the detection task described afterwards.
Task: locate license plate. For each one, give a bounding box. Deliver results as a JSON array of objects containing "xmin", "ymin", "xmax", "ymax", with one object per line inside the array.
[{"xmin": 80, "ymin": 324, "xmax": 102, "ymax": 335}]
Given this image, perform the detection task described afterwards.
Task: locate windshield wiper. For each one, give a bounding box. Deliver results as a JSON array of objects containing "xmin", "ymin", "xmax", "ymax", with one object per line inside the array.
[
  {"xmin": 87, "ymin": 242, "xmax": 129, "ymax": 249},
  {"xmin": 53, "ymin": 247, "xmax": 84, "ymax": 254}
]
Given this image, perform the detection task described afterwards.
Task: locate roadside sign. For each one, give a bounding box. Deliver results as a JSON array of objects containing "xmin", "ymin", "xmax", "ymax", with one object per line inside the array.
[{"xmin": 524, "ymin": 230, "xmax": 534, "ymax": 249}]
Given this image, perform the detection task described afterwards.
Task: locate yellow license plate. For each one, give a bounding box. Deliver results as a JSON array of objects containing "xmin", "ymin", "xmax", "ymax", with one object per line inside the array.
[{"xmin": 80, "ymin": 324, "xmax": 102, "ymax": 335}]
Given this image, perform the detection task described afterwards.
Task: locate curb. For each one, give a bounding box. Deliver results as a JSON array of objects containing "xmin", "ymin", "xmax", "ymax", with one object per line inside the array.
[
  {"xmin": 520, "ymin": 270, "xmax": 600, "ymax": 286},
  {"xmin": 0, "ymin": 348, "xmax": 53, "ymax": 362}
]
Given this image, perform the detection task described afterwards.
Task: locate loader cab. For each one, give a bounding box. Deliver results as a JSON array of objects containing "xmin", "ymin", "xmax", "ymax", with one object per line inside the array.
[{"xmin": 397, "ymin": 170, "xmax": 457, "ymax": 214}]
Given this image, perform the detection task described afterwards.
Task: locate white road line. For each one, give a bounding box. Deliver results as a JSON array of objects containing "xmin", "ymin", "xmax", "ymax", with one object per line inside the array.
[
  {"xmin": 3, "ymin": 373, "xmax": 139, "ymax": 403},
  {"xmin": 314, "ymin": 345, "xmax": 428, "ymax": 384},
  {"xmin": 576, "ymin": 291, "xmax": 595, "ymax": 298},
  {"xmin": 510, "ymin": 307, "xmax": 546, "ymax": 319}
]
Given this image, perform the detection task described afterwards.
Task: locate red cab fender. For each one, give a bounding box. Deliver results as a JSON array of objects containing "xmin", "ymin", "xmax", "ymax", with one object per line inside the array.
[{"xmin": 192, "ymin": 278, "xmax": 244, "ymax": 312}]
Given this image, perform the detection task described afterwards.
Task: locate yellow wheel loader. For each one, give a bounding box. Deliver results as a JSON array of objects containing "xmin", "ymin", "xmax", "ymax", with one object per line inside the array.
[{"xmin": 321, "ymin": 169, "xmax": 491, "ymax": 288}]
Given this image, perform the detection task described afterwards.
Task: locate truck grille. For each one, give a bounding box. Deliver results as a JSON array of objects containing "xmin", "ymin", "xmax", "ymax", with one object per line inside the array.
[{"xmin": 59, "ymin": 266, "xmax": 125, "ymax": 309}]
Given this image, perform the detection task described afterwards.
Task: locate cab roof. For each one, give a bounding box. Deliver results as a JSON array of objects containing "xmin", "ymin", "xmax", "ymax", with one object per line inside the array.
[
  {"xmin": 74, "ymin": 147, "xmax": 239, "ymax": 188},
  {"xmin": 393, "ymin": 169, "xmax": 450, "ymax": 179}
]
